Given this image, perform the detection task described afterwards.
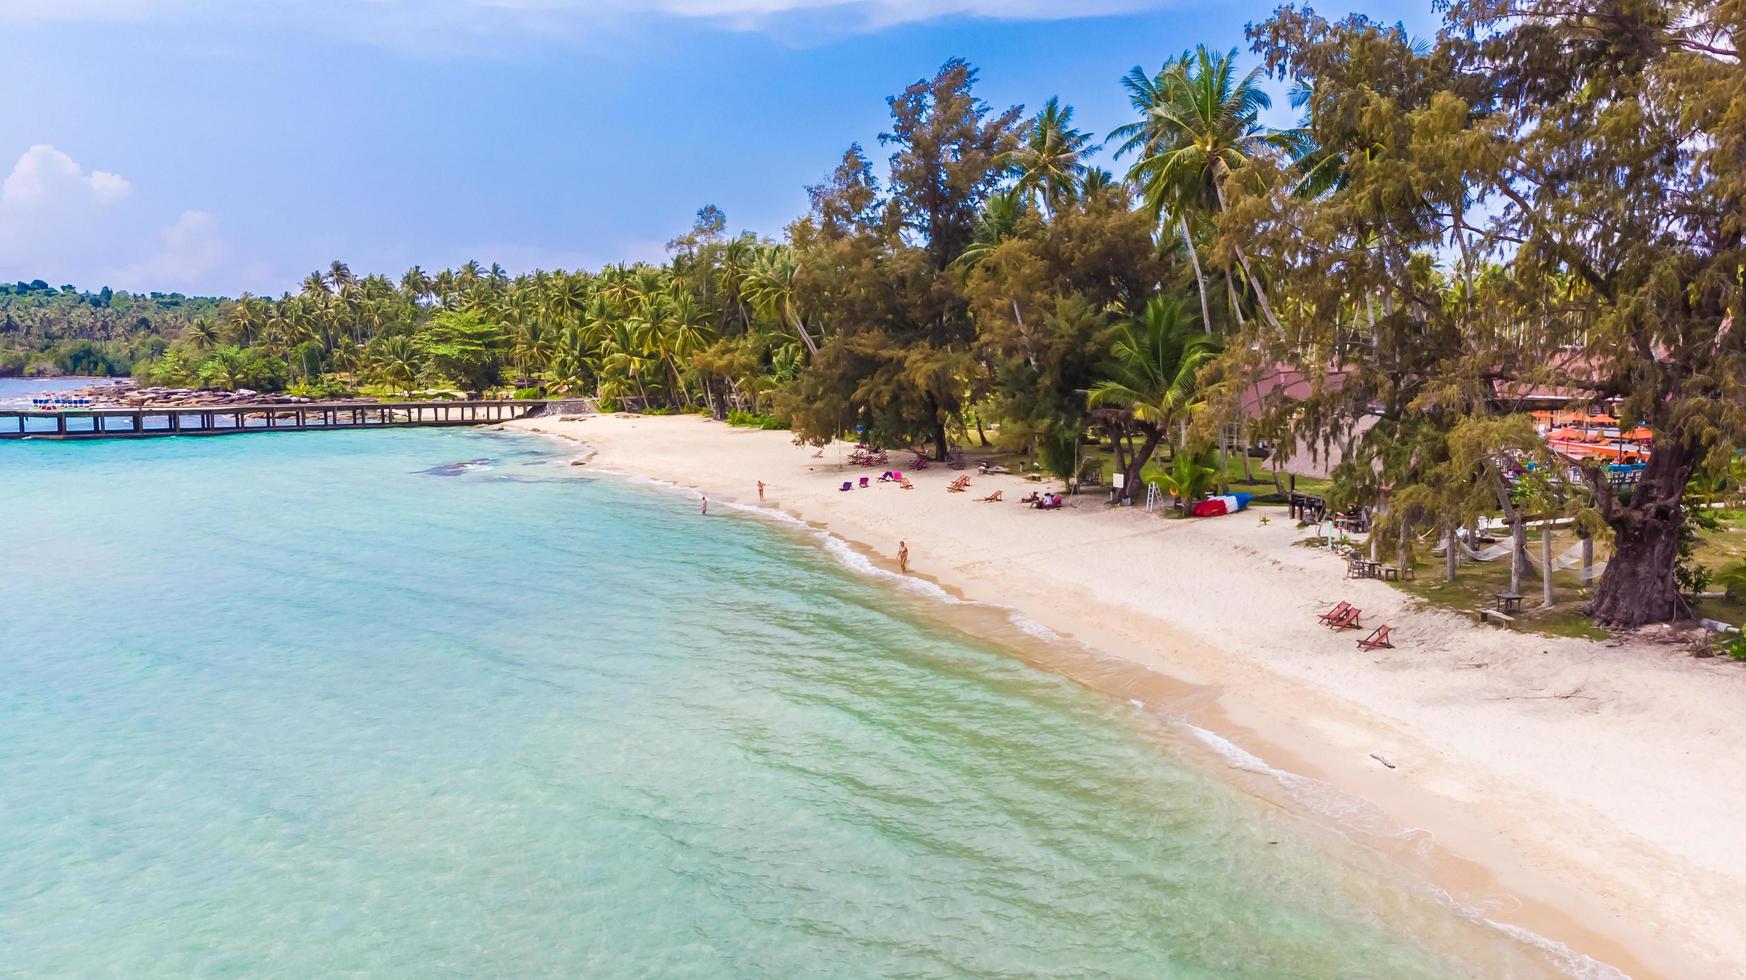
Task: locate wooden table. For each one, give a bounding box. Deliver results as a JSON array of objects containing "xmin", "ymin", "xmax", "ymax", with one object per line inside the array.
[{"xmin": 1493, "ymin": 592, "xmax": 1525, "ymax": 615}]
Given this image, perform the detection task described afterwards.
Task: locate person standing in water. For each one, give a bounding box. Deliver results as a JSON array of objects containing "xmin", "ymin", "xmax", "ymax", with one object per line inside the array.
[
  {"xmin": 700, "ymin": 495, "xmax": 708, "ymax": 516},
  {"xmin": 898, "ymin": 540, "xmax": 909, "ymax": 574}
]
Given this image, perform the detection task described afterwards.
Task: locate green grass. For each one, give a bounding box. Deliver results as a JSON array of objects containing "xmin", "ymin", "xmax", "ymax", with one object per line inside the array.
[
  {"xmin": 1068, "ymin": 442, "xmax": 1316, "ymax": 503},
  {"xmin": 1337, "ymin": 511, "xmax": 1746, "ymax": 638},
  {"xmin": 1687, "ymin": 508, "xmax": 1746, "ymax": 626},
  {"xmin": 1394, "ymin": 556, "xmax": 1611, "ymax": 640}
]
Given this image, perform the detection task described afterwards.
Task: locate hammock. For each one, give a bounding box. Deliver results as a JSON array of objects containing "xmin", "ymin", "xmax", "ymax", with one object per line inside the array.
[
  {"xmin": 1430, "ymin": 533, "xmax": 1511, "ymax": 562},
  {"xmin": 1550, "ymin": 541, "xmax": 1608, "ymax": 581}
]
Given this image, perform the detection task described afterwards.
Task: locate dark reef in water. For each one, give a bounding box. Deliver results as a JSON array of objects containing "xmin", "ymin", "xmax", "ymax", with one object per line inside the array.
[{"xmin": 419, "ymin": 459, "xmax": 494, "ymax": 476}]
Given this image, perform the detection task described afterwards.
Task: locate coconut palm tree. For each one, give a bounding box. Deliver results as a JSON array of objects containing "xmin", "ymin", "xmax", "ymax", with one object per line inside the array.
[
  {"xmin": 597, "ymin": 319, "xmax": 652, "ymax": 407},
  {"xmin": 657, "ymin": 292, "xmax": 715, "ymax": 405},
  {"xmin": 740, "ymin": 245, "xmax": 818, "ymax": 355},
  {"xmin": 545, "ymin": 272, "xmax": 589, "ymax": 331},
  {"xmin": 401, "ymin": 266, "xmax": 431, "ymax": 305},
  {"xmin": 1010, "ymin": 96, "xmax": 1099, "ymax": 215},
  {"xmin": 1153, "ymin": 447, "xmax": 1220, "ymax": 510},
  {"xmin": 549, "ymin": 325, "xmax": 599, "ymax": 394},
  {"xmin": 953, "ymin": 188, "xmax": 1030, "ymax": 271},
  {"xmin": 1088, "ymin": 296, "xmax": 1223, "ymax": 499},
  {"xmin": 222, "ymin": 295, "xmax": 265, "ymax": 346},
  {"xmin": 715, "ymin": 237, "xmax": 758, "ymax": 333},
  {"xmin": 1080, "ymin": 167, "xmax": 1119, "ymax": 200},
  {"xmin": 368, "ymin": 334, "xmax": 420, "ymax": 395},
  {"xmin": 1120, "ymin": 46, "xmax": 1302, "ymax": 334},
  {"xmin": 512, "ymin": 319, "xmax": 556, "ymax": 382},
  {"xmin": 183, "ymin": 318, "xmax": 220, "ymax": 353}
]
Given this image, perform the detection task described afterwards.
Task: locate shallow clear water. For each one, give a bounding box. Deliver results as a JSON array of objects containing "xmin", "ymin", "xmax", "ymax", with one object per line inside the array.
[
  {"xmin": 0, "ymin": 429, "xmax": 1560, "ymax": 977},
  {"xmin": 0, "ymin": 376, "xmax": 102, "ymax": 408}
]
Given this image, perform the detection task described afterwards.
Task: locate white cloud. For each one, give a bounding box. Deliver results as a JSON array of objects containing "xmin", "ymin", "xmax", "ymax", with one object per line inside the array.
[
  {"xmin": 1, "ymin": 144, "xmax": 131, "ymax": 208},
  {"xmin": 109, "ymin": 210, "xmax": 227, "ymax": 290},
  {"xmin": 0, "ymin": 144, "xmax": 269, "ymax": 295}
]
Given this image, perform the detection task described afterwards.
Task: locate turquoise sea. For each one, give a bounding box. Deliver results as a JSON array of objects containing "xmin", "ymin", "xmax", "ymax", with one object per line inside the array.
[{"xmin": 0, "ymin": 403, "xmax": 1581, "ymax": 976}]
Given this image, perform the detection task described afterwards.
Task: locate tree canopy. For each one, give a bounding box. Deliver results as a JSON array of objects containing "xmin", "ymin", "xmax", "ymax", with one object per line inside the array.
[{"xmin": 19, "ymin": 26, "xmax": 1741, "ymax": 630}]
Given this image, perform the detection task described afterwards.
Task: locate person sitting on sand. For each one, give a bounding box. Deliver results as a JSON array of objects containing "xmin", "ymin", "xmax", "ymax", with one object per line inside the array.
[{"xmin": 1020, "ymin": 491, "xmax": 1040, "ymax": 505}]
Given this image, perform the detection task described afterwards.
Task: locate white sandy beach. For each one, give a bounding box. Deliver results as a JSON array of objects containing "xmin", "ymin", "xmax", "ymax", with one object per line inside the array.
[{"xmin": 515, "ymin": 412, "xmax": 1746, "ymax": 978}]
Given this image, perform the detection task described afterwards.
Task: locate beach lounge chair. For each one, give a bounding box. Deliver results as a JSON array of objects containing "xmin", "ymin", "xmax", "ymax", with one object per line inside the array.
[
  {"xmin": 839, "ymin": 481, "xmax": 853, "ymax": 492},
  {"xmin": 812, "ymin": 450, "xmax": 824, "ymax": 458},
  {"xmin": 1357, "ymin": 625, "xmax": 1394, "ymax": 650},
  {"xmin": 859, "ymin": 476, "xmax": 870, "ymax": 488},
  {"xmin": 1318, "ymin": 601, "xmax": 1353, "ymax": 625},
  {"xmin": 977, "ymin": 490, "xmax": 1003, "ymax": 502},
  {"xmin": 1324, "ymin": 606, "xmax": 1362, "ymax": 630},
  {"xmin": 947, "ymin": 476, "xmax": 970, "ymax": 492}
]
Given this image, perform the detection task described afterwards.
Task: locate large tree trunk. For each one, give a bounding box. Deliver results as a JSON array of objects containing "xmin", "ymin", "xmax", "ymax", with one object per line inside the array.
[
  {"xmin": 925, "ymin": 393, "xmax": 950, "ymax": 462},
  {"xmin": 1584, "ymin": 442, "xmax": 1697, "ymax": 627},
  {"xmin": 1117, "ymin": 426, "xmax": 1165, "ymax": 505},
  {"xmin": 709, "ymin": 378, "xmax": 728, "ymax": 420},
  {"xmin": 1586, "ymin": 514, "xmax": 1683, "ymax": 626}
]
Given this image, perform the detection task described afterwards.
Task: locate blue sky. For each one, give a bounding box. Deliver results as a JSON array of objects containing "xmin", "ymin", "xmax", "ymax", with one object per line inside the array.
[{"xmin": 0, "ymin": 1, "xmax": 1437, "ymax": 297}]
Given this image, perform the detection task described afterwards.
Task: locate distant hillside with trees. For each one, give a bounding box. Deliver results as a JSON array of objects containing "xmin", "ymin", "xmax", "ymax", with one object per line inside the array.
[{"xmin": 0, "ymin": 280, "xmax": 224, "ymax": 377}]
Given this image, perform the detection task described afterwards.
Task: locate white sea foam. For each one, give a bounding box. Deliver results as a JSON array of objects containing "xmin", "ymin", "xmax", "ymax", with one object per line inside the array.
[
  {"xmin": 551, "ymin": 435, "xmax": 1627, "ymax": 980},
  {"xmin": 1178, "ymin": 723, "xmax": 1627, "ymax": 980},
  {"xmin": 1009, "ymin": 614, "xmax": 1066, "ymax": 642},
  {"xmin": 1480, "ymin": 918, "xmax": 1629, "ymax": 980}
]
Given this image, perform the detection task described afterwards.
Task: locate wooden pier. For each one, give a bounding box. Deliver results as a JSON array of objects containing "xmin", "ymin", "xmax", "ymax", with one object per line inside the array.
[{"xmin": 0, "ymin": 400, "xmax": 553, "ymax": 440}]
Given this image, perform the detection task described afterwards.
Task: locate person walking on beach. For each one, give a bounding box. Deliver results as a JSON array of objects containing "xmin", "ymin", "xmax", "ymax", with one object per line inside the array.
[
  {"xmin": 757, "ymin": 480, "xmax": 765, "ymax": 502},
  {"xmin": 898, "ymin": 540, "xmax": 909, "ymax": 574},
  {"xmin": 700, "ymin": 495, "xmax": 708, "ymax": 516}
]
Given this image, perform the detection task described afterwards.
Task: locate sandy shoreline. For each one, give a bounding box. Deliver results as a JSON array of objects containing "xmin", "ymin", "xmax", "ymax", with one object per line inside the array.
[{"xmin": 513, "ymin": 413, "xmax": 1746, "ymax": 978}]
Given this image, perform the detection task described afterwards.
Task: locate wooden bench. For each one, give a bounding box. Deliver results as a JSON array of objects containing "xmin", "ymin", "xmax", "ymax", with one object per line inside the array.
[{"xmin": 1476, "ymin": 608, "xmax": 1516, "ymax": 628}]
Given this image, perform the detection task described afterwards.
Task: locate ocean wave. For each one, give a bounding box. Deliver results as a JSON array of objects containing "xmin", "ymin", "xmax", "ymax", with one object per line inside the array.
[
  {"xmin": 1177, "ymin": 722, "xmax": 1626, "ymax": 980},
  {"xmin": 505, "ymin": 429, "xmax": 1626, "ymax": 980},
  {"xmin": 1179, "ymin": 723, "xmax": 1375, "ymax": 826},
  {"xmin": 1479, "ymin": 918, "xmax": 1628, "ymax": 980}
]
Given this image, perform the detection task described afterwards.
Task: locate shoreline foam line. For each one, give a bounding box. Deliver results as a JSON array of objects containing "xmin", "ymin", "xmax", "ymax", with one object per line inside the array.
[{"xmin": 509, "ymin": 423, "xmax": 1629, "ymax": 980}]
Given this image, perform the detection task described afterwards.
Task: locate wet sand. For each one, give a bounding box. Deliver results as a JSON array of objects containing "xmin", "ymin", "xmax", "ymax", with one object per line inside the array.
[{"xmin": 515, "ymin": 412, "xmax": 1746, "ymax": 978}]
